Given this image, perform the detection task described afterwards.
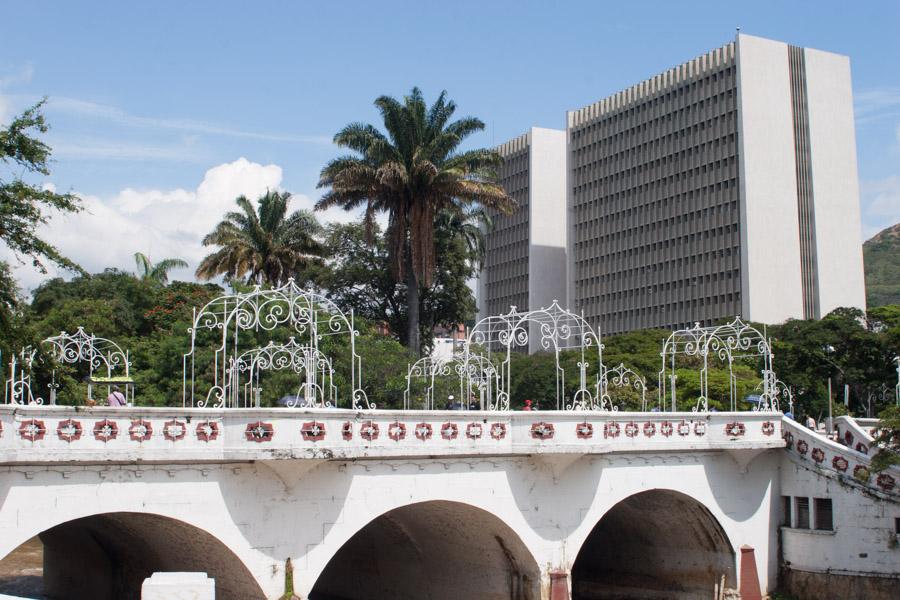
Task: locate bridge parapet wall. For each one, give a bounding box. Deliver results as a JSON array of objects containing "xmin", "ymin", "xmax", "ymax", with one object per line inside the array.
[{"xmin": 0, "ymin": 406, "xmax": 784, "ymax": 464}]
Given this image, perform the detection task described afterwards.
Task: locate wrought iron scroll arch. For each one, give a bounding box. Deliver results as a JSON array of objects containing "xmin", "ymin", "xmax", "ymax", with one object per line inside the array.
[
  {"xmin": 464, "ymin": 300, "xmax": 612, "ymax": 411},
  {"xmin": 228, "ymin": 338, "xmax": 338, "ymax": 408},
  {"xmin": 600, "ymin": 363, "xmax": 647, "ymax": 411},
  {"xmin": 42, "ymin": 327, "xmax": 132, "ymax": 404},
  {"xmin": 4, "ymin": 346, "xmax": 44, "ymax": 405},
  {"xmin": 659, "ymin": 317, "xmax": 778, "ymax": 413},
  {"xmin": 404, "ymin": 353, "xmax": 500, "ymax": 410},
  {"xmin": 182, "ymin": 279, "xmax": 371, "ymax": 409}
]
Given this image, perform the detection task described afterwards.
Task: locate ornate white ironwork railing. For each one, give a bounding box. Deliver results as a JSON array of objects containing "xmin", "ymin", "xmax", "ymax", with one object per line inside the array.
[
  {"xmin": 182, "ymin": 279, "xmax": 371, "ymax": 409},
  {"xmin": 659, "ymin": 317, "xmax": 779, "ymax": 413},
  {"xmin": 41, "ymin": 328, "xmax": 132, "ymax": 404}
]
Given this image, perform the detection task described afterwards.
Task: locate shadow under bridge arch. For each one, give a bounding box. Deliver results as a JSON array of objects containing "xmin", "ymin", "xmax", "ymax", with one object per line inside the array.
[
  {"xmin": 310, "ymin": 500, "xmax": 540, "ymax": 600},
  {"xmin": 14, "ymin": 511, "xmax": 265, "ymax": 600},
  {"xmin": 572, "ymin": 489, "xmax": 736, "ymax": 600}
]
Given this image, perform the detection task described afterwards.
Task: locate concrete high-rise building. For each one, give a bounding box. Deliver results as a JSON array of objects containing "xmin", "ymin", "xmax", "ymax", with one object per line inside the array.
[
  {"xmin": 477, "ymin": 33, "xmax": 867, "ymax": 335},
  {"xmin": 477, "ymin": 127, "xmax": 567, "ymax": 323}
]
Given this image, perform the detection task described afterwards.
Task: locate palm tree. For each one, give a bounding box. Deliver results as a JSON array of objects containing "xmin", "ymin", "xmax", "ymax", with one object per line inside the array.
[
  {"xmin": 133, "ymin": 252, "xmax": 189, "ymax": 284},
  {"xmin": 317, "ymin": 87, "xmax": 514, "ymax": 353},
  {"xmin": 434, "ymin": 207, "xmax": 493, "ymax": 273},
  {"xmin": 196, "ymin": 191, "xmax": 324, "ymax": 286}
]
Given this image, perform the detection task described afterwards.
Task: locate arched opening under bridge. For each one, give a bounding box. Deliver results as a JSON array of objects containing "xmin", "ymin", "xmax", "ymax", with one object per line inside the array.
[
  {"xmin": 571, "ymin": 490, "xmax": 735, "ymax": 600},
  {"xmin": 0, "ymin": 512, "xmax": 264, "ymax": 600},
  {"xmin": 310, "ymin": 500, "xmax": 540, "ymax": 600}
]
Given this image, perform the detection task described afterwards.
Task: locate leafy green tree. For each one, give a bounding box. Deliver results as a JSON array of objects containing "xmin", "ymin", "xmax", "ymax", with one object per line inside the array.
[
  {"xmin": 317, "ymin": 87, "xmax": 514, "ymax": 354},
  {"xmin": 0, "ymin": 99, "xmax": 83, "ymax": 274},
  {"xmin": 321, "ymin": 218, "xmax": 479, "ymax": 351},
  {"xmin": 196, "ymin": 191, "xmax": 324, "ymax": 286},
  {"xmin": 133, "ymin": 252, "xmax": 189, "ymax": 284},
  {"xmin": 870, "ymin": 405, "xmax": 900, "ymax": 473},
  {"xmin": 863, "ymin": 222, "xmax": 900, "ymax": 307}
]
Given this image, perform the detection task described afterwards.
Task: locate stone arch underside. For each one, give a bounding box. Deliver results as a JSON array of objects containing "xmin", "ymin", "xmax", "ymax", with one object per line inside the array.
[
  {"xmin": 572, "ymin": 489, "xmax": 736, "ymax": 600},
  {"xmin": 23, "ymin": 511, "xmax": 265, "ymax": 600},
  {"xmin": 310, "ymin": 500, "xmax": 541, "ymax": 600}
]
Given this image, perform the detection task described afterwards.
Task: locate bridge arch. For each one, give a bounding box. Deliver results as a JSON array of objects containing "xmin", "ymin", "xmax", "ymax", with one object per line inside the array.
[
  {"xmin": 0, "ymin": 511, "xmax": 265, "ymax": 600},
  {"xmin": 309, "ymin": 499, "xmax": 541, "ymax": 600},
  {"xmin": 571, "ymin": 488, "xmax": 736, "ymax": 599}
]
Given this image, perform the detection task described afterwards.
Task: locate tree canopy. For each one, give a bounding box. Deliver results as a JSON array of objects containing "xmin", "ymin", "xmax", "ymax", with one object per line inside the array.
[
  {"xmin": 0, "ymin": 100, "xmax": 83, "ymax": 275},
  {"xmin": 317, "ymin": 87, "xmax": 514, "ymax": 353},
  {"xmin": 196, "ymin": 191, "xmax": 324, "ymax": 286}
]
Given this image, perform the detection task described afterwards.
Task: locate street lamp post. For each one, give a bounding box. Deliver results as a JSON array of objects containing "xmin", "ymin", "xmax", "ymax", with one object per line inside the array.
[{"xmin": 822, "ymin": 345, "xmax": 846, "ymax": 434}]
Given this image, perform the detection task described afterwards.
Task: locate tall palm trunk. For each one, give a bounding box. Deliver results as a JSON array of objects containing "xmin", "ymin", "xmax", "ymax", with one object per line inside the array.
[{"xmin": 405, "ymin": 251, "xmax": 421, "ymax": 355}]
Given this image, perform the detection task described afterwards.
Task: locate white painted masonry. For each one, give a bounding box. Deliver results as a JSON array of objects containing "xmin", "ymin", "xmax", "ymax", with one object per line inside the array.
[{"xmin": 1, "ymin": 407, "xmax": 897, "ymax": 599}]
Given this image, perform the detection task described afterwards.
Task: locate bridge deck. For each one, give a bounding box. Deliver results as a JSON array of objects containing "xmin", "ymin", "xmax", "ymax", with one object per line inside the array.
[{"xmin": 0, "ymin": 406, "xmax": 783, "ymax": 464}]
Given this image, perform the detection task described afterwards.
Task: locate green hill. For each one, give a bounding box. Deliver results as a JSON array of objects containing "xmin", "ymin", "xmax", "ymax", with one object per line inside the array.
[{"xmin": 864, "ymin": 222, "xmax": 900, "ymax": 307}]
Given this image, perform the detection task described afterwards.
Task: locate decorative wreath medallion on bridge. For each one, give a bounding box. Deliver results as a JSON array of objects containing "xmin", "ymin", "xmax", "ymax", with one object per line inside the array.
[
  {"xmin": 811, "ymin": 447, "xmax": 825, "ymax": 463},
  {"xmin": 855, "ymin": 442, "xmax": 868, "ymax": 455},
  {"xmin": 724, "ymin": 422, "xmax": 745, "ymax": 437},
  {"xmin": 490, "ymin": 422, "xmax": 507, "ymax": 440},
  {"xmin": 129, "ymin": 419, "xmax": 153, "ymax": 442},
  {"xmin": 576, "ymin": 422, "xmax": 593, "ymax": 439},
  {"xmin": 876, "ymin": 473, "xmax": 896, "ymax": 491},
  {"xmin": 466, "ymin": 423, "xmax": 483, "ymax": 440},
  {"xmin": 853, "ymin": 465, "xmax": 870, "ymax": 482},
  {"xmin": 531, "ymin": 422, "xmax": 554, "ymax": 440},
  {"xmin": 604, "ymin": 421, "xmax": 620, "ymax": 439},
  {"xmin": 843, "ymin": 430, "xmax": 854, "ymax": 446},
  {"xmin": 415, "ymin": 423, "xmax": 433, "ymax": 441},
  {"xmin": 831, "ymin": 455, "xmax": 849, "ymax": 472},
  {"xmin": 18, "ymin": 419, "xmax": 46, "ymax": 442},
  {"xmin": 93, "ymin": 419, "xmax": 118, "ymax": 441},
  {"xmin": 56, "ymin": 419, "xmax": 83, "ymax": 443},
  {"xmin": 195, "ymin": 420, "xmax": 219, "ymax": 442},
  {"xmin": 163, "ymin": 420, "xmax": 187, "ymax": 442},
  {"xmin": 441, "ymin": 422, "xmax": 458, "ymax": 440},
  {"xmin": 244, "ymin": 421, "xmax": 274, "ymax": 443},
  {"xmin": 624, "ymin": 422, "xmax": 639, "ymax": 438},
  {"xmin": 659, "ymin": 421, "xmax": 673, "ymax": 437},
  {"xmin": 360, "ymin": 421, "xmax": 379, "ymax": 441},
  {"xmin": 388, "ymin": 421, "xmax": 407, "ymax": 442},
  {"xmin": 341, "ymin": 421, "xmax": 353, "ymax": 441},
  {"xmin": 761, "ymin": 421, "xmax": 775, "ymax": 436},
  {"xmin": 301, "ymin": 421, "xmax": 326, "ymax": 442},
  {"xmin": 642, "ymin": 422, "xmax": 656, "ymax": 437},
  {"xmin": 782, "ymin": 431, "xmax": 794, "ymax": 448},
  {"xmin": 693, "ymin": 421, "xmax": 707, "ymax": 436},
  {"xmin": 796, "ymin": 439, "xmax": 809, "ymax": 456},
  {"xmin": 676, "ymin": 420, "xmax": 691, "ymax": 436}
]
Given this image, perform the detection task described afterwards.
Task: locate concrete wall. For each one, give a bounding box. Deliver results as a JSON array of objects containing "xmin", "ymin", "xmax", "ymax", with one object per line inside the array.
[
  {"xmin": 779, "ymin": 419, "xmax": 900, "ymax": 592},
  {"xmin": 528, "ymin": 127, "xmax": 568, "ymax": 352},
  {"xmin": 0, "ymin": 447, "xmax": 784, "ymax": 599},
  {"xmin": 803, "ymin": 47, "xmax": 867, "ymax": 317},
  {"xmin": 736, "ymin": 33, "xmax": 805, "ymax": 324}
]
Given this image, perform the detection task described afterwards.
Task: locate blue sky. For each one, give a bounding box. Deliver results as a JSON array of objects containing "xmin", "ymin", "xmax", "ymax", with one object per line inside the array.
[{"xmin": 1, "ymin": 1, "xmax": 898, "ymax": 287}]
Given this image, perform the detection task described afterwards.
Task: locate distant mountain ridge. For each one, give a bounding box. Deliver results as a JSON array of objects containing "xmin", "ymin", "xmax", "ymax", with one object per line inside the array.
[{"xmin": 864, "ymin": 222, "xmax": 900, "ymax": 307}]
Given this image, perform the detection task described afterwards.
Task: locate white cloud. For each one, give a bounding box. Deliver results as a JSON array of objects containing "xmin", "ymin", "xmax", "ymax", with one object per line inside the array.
[
  {"xmin": 1, "ymin": 157, "xmax": 373, "ymax": 291},
  {"xmin": 860, "ymin": 175, "xmax": 900, "ymax": 239},
  {"xmin": 855, "ymin": 87, "xmax": 900, "ymax": 124},
  {"xmin": 46, "ymin": 135, "xmax": 210, "ymax": 162},
  {"xmin": 0, "ymin": 63, "xmax": 34, "ymax": 126},
  {"xmin": 46, "ymin": 96, "xmax": 333, "ymax": 145},
  {"xmin": 1, "ymin": 158, "xmax": 284, "ymax": 289}
]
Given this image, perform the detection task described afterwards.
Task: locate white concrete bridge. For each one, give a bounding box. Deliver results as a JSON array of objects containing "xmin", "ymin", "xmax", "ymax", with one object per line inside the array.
[{"xmin": 0, "ymin": 406, "xmax": 897, "ymax": 600}]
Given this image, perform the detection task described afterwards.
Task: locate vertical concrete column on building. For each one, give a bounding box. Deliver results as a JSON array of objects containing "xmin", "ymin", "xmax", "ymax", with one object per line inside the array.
[
  {"xmin": 735, "ymin": 33, "xmax": 805, "ymax": 323},
  {"xmin": 739, "ymin": 545, "xmax": 762, "ymax": 600},
  {"xmin": 548, "ymin": 570, "xmax": 570, "ymax": 600}
]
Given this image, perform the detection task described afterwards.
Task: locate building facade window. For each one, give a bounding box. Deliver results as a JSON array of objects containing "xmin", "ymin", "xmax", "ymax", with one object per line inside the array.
[
  {"xmin": 814, "ymin": 498, "xmax": 833, "ymax": 531},
  {"xmin": 795, "ymin": 497, "xmax": 810, "ymax": 530}
]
